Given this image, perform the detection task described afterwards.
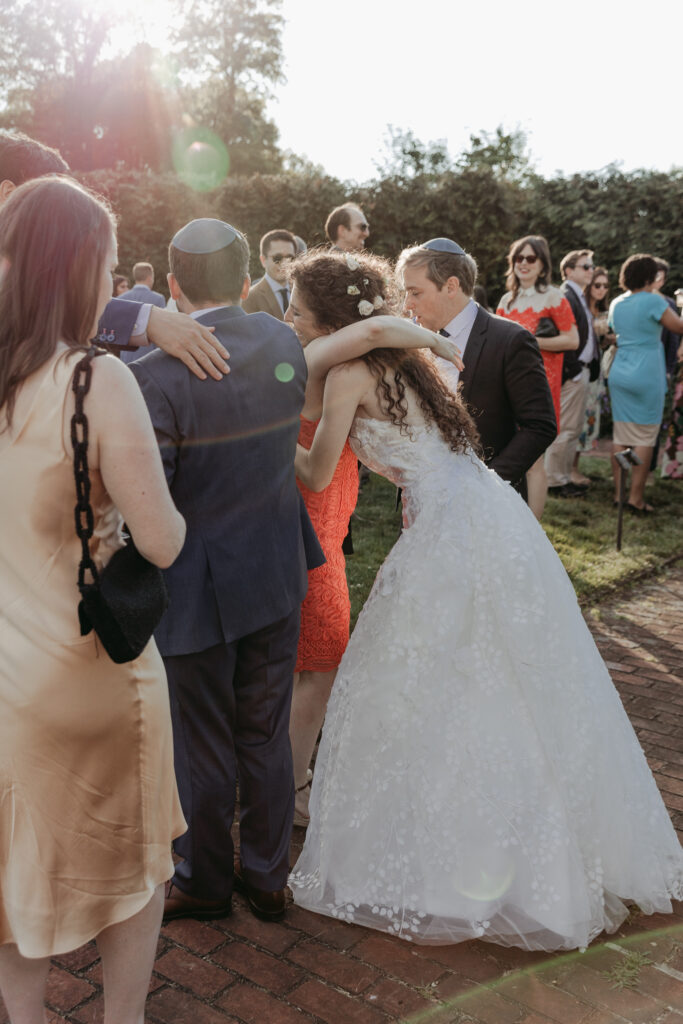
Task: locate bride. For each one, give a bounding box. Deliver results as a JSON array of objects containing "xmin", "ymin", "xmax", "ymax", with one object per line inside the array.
[{"xmin": 288, "ymin": 248, "xmax": 683, "ymax": 951}]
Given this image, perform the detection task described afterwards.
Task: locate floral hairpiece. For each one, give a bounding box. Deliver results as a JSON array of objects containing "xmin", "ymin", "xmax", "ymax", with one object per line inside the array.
[
  {"xmin": 345, "ymin": 254, "xmax": 360, "ymax": 271},
  {"xmin": 358, "ymin": 300, "xmax": 374, "ymax": 317}
]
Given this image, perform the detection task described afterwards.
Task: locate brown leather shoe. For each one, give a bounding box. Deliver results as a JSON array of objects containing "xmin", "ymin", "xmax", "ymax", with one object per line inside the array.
[
  {"xmin": 233, "ymin": 863, "xmax": 286, "ymax": 922},
  {"xmin": 163, "ymin": 880, "xmax": 232, "ymax": 921}
]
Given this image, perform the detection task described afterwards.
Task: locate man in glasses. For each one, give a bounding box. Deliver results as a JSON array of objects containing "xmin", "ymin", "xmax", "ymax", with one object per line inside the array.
[
  {"xmin": 545, "ymin": 250, "xmax": 600, "ymax": 497},
  {"xmin": 397, "ymin": 238, "xmax": 557, "ymax": 500},
  {"xmin": 243, "ymin": 229, "xmax": 297, "ymax": 320},
  {"xmin": 325, "ymin": 202, "xmax": 370, "ymax": 252}
]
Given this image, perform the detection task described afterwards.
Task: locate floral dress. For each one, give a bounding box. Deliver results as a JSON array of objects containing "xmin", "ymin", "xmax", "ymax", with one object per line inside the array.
[{"xmin": 497, "ymin": 285, "xmax": 575, "ymax": 430}]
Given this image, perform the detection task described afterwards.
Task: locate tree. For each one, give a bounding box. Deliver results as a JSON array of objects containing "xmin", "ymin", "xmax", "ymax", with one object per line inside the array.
[
  {"xmin": 172, "ymin": 0, "xmax": 284, "ymax": 175},
  {"xmin": 374, "ymin": 127, "xmax": 452, "ymax": 180}
]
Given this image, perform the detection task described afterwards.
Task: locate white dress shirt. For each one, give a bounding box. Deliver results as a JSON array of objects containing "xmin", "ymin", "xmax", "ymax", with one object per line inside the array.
[{"xmin": 434, "ymin": 299, "xmax": 479, "ymax": 392}]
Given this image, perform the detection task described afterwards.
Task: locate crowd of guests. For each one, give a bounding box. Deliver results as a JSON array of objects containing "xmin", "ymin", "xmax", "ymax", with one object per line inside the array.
[{"xmin": 1, "ymin": 128, "xmax": 683, "ymax": 1019}]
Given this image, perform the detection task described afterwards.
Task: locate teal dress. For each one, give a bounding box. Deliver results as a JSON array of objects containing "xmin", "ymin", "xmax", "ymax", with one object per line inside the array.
[{"xmin": 608, "ymin": 291, "xmax": 668, "ymax": 425}]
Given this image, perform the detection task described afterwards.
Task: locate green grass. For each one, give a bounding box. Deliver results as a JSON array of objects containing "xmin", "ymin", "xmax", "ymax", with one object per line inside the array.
[{"xmin": 346, "ymin": 457, "xmax": 683, "ymax": 626}]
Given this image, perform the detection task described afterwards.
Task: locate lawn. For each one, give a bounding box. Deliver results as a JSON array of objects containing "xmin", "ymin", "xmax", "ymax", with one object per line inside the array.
[{"xmin": 346, "ymin": 455, "xmax": 683, "ymax": 626}]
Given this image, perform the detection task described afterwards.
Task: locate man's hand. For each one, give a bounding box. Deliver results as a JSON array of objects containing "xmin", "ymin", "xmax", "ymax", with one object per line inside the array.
[{"xmin": 147, "ymin": 308, "xmax": 230, "ymax": 380}]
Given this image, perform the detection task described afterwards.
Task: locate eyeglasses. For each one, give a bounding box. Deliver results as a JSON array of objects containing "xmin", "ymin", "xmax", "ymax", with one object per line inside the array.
[
  {"xmin": 593, "ymin": 282, "xmax": 608, "ymax": 290},
  {"xmin": 514, "ymin": 254, "xmax": 538, "ymax": 265},
  {"xmin": 577, "ymin": 263, "xmax": 594, "ymax": 271},
  {"xmin": 270, "ymin": 254, "xmax": 295, "ymax": 264}
]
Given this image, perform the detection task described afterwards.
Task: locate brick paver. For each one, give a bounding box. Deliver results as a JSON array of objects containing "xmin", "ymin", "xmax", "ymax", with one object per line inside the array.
[{"xmin": 3, "ymin": 563, "xmax": 682, "ymax": 1024}]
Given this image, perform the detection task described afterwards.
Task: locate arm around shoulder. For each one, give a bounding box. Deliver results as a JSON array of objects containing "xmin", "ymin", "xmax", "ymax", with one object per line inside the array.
[{"xmin": 88, "ymin": 356, "xmax": 185, "ymax": 568}]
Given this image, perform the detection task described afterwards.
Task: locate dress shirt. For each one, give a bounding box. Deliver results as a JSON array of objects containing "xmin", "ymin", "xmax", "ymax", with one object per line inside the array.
[
  {"xmin": 565, "ymin": 279, "xmax": 597, "ymax": 377},
  {"xmin": 265, "ymin": 272, "xmax": 289, "ymax": 313},
  {"xmin": 189, "ymin": 305, "xmax": 232, "ymax": 320},
  {"xmin": 434, "ymin": 299, "xmax": 479, "ymax": 391}
]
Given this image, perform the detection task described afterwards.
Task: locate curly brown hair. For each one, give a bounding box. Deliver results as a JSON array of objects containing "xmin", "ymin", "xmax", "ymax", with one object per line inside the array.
[{"xmin": 289, "ymin": 249, "xmax": 480, "ymax": 456}]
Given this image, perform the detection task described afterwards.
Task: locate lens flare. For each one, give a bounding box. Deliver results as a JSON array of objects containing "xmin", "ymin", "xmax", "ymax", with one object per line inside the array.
[
  {"xmin": 172, "ymin": 128, "xmax": 229, "ymax": 192},
  {"xmin": 275, "ymin": 362, "xmax": 295, "ymax": 383}
]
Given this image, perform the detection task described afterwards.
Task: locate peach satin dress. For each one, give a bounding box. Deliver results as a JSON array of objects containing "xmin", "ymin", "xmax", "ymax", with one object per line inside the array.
[{"xmin": 0, "ymin": 347, "xmax": 185, "ymax": 958}]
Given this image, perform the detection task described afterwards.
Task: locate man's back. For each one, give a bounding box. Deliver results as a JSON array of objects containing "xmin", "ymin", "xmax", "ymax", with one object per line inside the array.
[
  {"xmin": 131, "ymin": 307, "xmax": 310, "ymax": 654},
  {"xmin": 122, "ymin": 283, "xmax": 166, "ymax": 308}
]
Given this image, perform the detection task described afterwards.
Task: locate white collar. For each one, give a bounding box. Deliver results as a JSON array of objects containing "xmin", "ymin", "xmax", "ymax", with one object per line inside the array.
[{"xmin": 265, "ymin": 272, "xmax": 288, "ymax": 295}]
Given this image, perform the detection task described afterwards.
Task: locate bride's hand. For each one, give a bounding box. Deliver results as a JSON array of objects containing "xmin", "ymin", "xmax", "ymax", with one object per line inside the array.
[{"xmin": 431, "ymin": 334, "xmax": 464, "ymax": 370}]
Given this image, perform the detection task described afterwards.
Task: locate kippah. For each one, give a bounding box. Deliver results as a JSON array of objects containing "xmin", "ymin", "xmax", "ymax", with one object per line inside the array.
[
  {"xmin": 422, "ymin": 237, "xmax": 466, "ymax": 256},
  {"xmin": 171, "ymin": 218, "xmax": 241, "ymax": 254}
]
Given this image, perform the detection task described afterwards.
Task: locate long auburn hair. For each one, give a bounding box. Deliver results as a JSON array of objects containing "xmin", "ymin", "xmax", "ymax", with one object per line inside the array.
[
  {"xmin": 504, "ymin": 234, "xmax": 552, "ymax": 307},
  {"xmin": 0, "ymin": 176, "xmax": 115, "ymax": 429},
  {"xmin": 289, "ymin": 248, "xmax": 480, "ymax": 456}
]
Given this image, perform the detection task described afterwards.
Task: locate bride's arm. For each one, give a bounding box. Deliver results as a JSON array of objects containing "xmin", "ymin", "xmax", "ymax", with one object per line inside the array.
[
  {"xmin": 303, "ymin": 316, "xmax": 462, "ymax": 419},
  {"xmin": 296, "ymin": 361, "xmax": 371, "ymax": 492}
]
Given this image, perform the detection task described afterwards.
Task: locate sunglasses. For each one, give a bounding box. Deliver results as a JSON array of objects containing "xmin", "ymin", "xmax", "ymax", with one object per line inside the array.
[
  {"xmin": 271, "ymin": 254, "xmax": 295, "ymax": 264},
  {"xmin": 514, "ymin": 254, "xmax": 539, "ymax": 265},
  {"xmin": 577, "ymin": 263, "xmax": 594, "ymax": 271},
  {"xmin": 357, "ymin": 223, "xmax": 369, "ymax": 232},
  {"xmin": 593, "ymin": 282, "xmax": 608, "ymax": 289}
]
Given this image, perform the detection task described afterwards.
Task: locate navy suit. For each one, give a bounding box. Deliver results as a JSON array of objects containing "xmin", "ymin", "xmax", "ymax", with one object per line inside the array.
[
  {"xmin": 96, "ymin": 296, "xmax": 140, "ymax": 346},
  {"xmin": 131, "ymin": 306, "xmax": 323, "ymax": 898},
  {"xmin": 121, "ymin": 283, "xmax": 167, "ymax": 309}
]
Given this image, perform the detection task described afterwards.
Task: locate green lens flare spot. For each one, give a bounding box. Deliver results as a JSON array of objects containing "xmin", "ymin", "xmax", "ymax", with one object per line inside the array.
[
  {"xmin": 275, "ymin": 362, "xmax": 295, "ymax": 383},
  {"xmin": 172, "ymin": 128, "xmax": 230, "ymax": 192}
]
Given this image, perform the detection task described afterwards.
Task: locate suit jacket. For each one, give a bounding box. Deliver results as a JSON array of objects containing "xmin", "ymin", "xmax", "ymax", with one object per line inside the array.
[
  {"xmin": 459, "ymin": 307, "xmax": 557, "ymax": 491},
  {"xmin": 561, "ymin": 282, "xmax": 600, "ymax": 383},
  {"xmin": 243, "ymin": 277, "xmax": 286, "ymax": 320},
  {"xmin": 96, "ymin": 297, "xmax": 140, "ymax": 346},
  {"xmin": 120, "ymin": 283, "xmax": 166, "ymax": 309},
  {"xmin": 130, "ymin": 306, "xmax": 324, "ymax": 657}
]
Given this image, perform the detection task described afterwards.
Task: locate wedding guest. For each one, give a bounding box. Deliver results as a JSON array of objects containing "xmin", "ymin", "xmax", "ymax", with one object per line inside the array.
[
  {"xmin": 398, "ymin": 238, "xmax": 557, "ymax": 500},
  {"xmin": 131, "ymin": 218, "xmax": 324, "ymax": 926},
  {"xmin": 653, "ymin": 258, "xmax": 680, "ymax": 376},
  {"xmin": 545, "ymin": 250, "xmax": 601, "ymax": 497},
  {"xmin": 608, "ymin": 253, "xmax": 683, "ymax": 512},
  {"xmin": 122, "ymin": 261, "xmax": 166, "ymax": 308},
  {"xmin": 496, "ymin": 236, "xmax": 578, "ymax": 518},
  {"xmin": 0, "ymin": 177, "xmax": 185, "ymax": 1023},
  {"xmin": 112, "ymin": 273, "xmax": 129, "ymax": 295},
  {"xmin": 661, "ymin": 307, "xmax": 683, "ymax": 480},
  {"xmin": 0, "ymin": 129, "xmax": 229, "ymax": 379},
  {"xmin": 575, "ymin": 267, "xmax": 615, "ymax": 471},
  {"xmin": 243, "ymin": 229, "xmax": 297, "ymax": 320},
  {"xmin": 325, "ymin": 202, "xmax": 370, "ymax": 251}
]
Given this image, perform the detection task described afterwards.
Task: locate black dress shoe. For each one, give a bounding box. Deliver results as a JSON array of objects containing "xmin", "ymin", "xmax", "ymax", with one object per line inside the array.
[
  {"xmin": 163, "ymin": 881, "xmax": 232, "ymax": 921},
  {"xmin": 233, "ymin": 863, "xmax": 286, "ymax": 922}
]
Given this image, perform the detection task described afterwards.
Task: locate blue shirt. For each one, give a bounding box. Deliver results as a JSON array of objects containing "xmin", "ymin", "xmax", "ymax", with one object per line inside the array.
[{"xmin": 608, "ymin": 290, "xmax": 668, "ymax": 425}]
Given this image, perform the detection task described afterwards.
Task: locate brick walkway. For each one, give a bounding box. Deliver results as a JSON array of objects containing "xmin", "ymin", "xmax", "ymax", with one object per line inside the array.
[{"xmin": 4, "ymin": 565, "xmax": 683, "ymax": 1024}]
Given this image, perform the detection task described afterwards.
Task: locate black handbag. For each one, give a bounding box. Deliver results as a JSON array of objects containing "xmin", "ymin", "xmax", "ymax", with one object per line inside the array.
[
  {"xmin": 71, "ymin": 347, "xmax": 169, "ymax": 663},
  {"xmin": 534, "ymin": 316, "xmax": 559, "ymax": 339}
]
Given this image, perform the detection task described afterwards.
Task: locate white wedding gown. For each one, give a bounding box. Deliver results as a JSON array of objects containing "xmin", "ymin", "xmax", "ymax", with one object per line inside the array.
[{"xmin": 289, "ymin": 416, "xmax": 683, "ymax": 951}]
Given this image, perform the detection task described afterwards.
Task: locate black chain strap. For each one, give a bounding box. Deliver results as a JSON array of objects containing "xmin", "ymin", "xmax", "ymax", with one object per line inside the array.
[{"xmin": 71, "ymin": 347, "xmax": 105, "ymax": 590}]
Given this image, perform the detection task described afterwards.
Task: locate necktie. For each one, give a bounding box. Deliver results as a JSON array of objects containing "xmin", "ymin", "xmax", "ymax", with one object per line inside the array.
[
  {"xmin": 279, "ymin": 288, "xmax": 289, "ymax": 313},
  {"xmin": 438, "ymin": 328, "xmax": 450, "ymax": 337}
]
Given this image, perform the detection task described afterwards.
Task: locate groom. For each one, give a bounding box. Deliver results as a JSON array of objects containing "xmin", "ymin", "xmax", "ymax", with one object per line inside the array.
[
  {"xmin": 131, "ymin": 218, "xmax": 323, "ymax": 923},
  {"xmin": 397, "ymin": 238, "xmax": 557, "ymax": 496}
]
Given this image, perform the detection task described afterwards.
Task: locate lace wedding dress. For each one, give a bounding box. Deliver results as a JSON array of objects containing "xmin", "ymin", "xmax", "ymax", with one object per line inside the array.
[{"xmin": 289, "ymin": 416, "xmax": 683, "ymax": 951}]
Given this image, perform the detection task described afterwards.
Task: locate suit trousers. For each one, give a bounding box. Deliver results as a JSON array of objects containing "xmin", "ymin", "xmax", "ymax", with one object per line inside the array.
[
  {"xmin": 165, "ymin": 606, "xmax": 301, "ymax": 899},
  {"xmin": 545, "ymin": 367, "xmax": 590, "ymax": 487}
]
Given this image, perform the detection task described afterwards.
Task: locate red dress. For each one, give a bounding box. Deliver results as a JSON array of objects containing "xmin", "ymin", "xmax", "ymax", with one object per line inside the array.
[
  {"xmin": 496, "ymin": 286, "xmax": 575, "ymax": 430},
  {"xmin": 295, "ymin": 417, "xmax": 359, "ymax": 673}
]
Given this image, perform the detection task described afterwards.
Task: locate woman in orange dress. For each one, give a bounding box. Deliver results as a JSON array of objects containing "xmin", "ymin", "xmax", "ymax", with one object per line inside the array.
[
  {"xmin": 285, "ymin": 250, "xmax": 461, "ymax": 825},
  {"xmin": 496, "ymin": 235, "xmax": 578, "ymax": 519}
]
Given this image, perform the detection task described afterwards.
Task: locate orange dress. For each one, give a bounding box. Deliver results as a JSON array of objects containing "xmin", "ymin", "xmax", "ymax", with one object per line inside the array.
[
  {"xmin": 296, "ymin": 417, "xmax": 359, "ymax": 672},
  {"xmin": 496, "ymin": 286, "xmax": 575, "ymax": 431}
]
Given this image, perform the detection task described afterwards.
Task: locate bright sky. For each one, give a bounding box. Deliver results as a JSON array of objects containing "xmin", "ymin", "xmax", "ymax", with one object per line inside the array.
[
  {"xmin": 269, "ymin": 0, "xmax": 680, "ymax": 182},
  {"xmin": 115, "ymin": 0, "xmax": 680, "ymax": 183}
]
